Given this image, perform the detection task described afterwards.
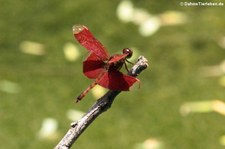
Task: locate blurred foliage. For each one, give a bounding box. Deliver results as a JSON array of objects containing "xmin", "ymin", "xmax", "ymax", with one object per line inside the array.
[{"xmin": 0, "ymin": 0, "xmax": 225, "ymax": 149}]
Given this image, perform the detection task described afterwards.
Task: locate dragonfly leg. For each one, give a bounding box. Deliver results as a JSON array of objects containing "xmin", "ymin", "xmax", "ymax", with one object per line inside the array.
[
  {"xmin": 125, "ymin": 59, "xmax": 134, "ymax": 65},
  {"xmin": 124, "ymin": 62, "xmax": 129, "ymax": 72},
  {"xmin": 124, "ymin": 59, "xmax": 134, "ymax": 72}
]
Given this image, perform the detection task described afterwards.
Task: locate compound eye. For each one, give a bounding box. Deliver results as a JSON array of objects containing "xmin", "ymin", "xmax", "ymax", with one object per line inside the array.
[{"xmin": 122, "ymin": 48, "xmax": 133, "ymax": 58}]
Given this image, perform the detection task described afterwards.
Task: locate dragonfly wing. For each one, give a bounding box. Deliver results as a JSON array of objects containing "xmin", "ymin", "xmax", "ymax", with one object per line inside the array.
[
  {"xmin": 83, "ymin": 53, "xmax": 106, "ymax": 79},
  {"xmin": 73, "ymin": 25, "xmax": 110, "ymax": 61},
  {"xmin": 96, "ymin": 70, "xmax": 139, "ymax": 91},
  {"xmin": 108, "ymin": 53, "xmax": 128, "ymax": 64}
]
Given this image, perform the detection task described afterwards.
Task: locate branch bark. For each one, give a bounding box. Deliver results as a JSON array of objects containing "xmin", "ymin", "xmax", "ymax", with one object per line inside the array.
[{"xmin": 54, "ymin": 56, "xmax": 148, "ymax": 149}]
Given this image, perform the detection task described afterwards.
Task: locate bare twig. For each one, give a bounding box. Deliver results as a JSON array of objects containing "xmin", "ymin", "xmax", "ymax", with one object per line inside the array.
[{"xmin": 54, "ymin": 56, "xmax": 148, "ymax": 149}]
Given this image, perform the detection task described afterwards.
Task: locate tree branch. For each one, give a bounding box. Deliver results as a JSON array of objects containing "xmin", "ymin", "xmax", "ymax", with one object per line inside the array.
[{"xmin": 54, "ymin": 56, "xmax": 148, "ymax": 149}]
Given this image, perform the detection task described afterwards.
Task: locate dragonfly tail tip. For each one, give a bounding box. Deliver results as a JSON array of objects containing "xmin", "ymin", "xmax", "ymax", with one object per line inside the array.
[{"xmin": 73, "ymin": 25, "xmax": 86, "ymax": 34}]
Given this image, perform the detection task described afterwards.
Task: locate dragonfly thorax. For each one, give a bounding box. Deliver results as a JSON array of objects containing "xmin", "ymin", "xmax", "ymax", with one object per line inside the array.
[{"xmin": 106, "ymin": 55, "xmax": 125, "ymax": 71}]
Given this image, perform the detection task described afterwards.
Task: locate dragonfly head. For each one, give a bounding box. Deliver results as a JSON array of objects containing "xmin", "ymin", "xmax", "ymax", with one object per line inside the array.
[{"xmin": 122, "ymin": 48, "xmax": 133, "ymax": 59}]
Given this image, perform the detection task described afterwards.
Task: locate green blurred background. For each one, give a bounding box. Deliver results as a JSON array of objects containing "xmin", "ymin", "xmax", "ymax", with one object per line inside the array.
[{"xmin": 0, "ymin": 0, "xmax": 225, "ymax": 149}]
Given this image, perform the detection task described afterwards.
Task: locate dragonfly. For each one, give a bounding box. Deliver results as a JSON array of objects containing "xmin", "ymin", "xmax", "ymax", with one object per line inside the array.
[{"xmin": 73, "ymin": 25, "xmax": 139, "ymax": 102}]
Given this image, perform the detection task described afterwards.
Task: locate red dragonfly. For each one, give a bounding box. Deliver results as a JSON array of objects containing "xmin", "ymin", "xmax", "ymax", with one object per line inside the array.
[{"xmin": 73, "ymin": 25, "xmax": 139, "ymax": 102}]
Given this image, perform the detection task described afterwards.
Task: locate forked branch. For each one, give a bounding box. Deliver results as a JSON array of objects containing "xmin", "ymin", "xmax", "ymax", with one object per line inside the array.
[{"xmin": 54, "ymin": 56, "xmax": 148, "ymax": 149}]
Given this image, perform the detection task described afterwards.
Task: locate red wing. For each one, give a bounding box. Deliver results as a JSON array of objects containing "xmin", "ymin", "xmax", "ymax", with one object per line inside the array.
[
  {"xmin": 73, "ymin": 25, "xmax": 110, "ymax": 61},
  {"xmin": 83, "ymin": 53, "xmax": 106, "ymax": 79},
  {"xmin": 96, "ymin": 70, "xmax": 139, "ymax": 91},
  {"xmin": 108, "ymin": 53, "xmax": 128, "ymax": 64}
]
